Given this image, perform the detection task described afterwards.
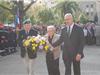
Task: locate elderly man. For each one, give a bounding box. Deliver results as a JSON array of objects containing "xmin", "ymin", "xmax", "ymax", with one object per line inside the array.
[
  {"xmin": 52, "ymin": 13, "xmax": 85, "ymax": 75},
  {"xmin": 18, "ymin": 19, "xmax": 38, "ymax": 75},
  {"xmin": 45, "ymin": 25, "xmax": 60, "ymax": 75}
]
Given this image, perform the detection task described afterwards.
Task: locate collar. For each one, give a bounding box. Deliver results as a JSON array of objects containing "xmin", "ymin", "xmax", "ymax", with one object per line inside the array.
[
  {"xmin": 48, "ymin": 34, "xmax": 55, "ymax": 39},
  {"xmin": 66, "ymin": 23, "xmax": 74, "ymax": 28},
  {"xmin": 70, "ymin": 23, "xmax": 74, "ymax": 29},
  {"xmin": 66, "ymin": 23, "xmax": 74, "ymax": 34}
]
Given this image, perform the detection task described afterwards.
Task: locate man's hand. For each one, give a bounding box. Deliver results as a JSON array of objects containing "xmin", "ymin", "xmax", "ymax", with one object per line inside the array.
[{"xmin": 76, "ymin": 54, "xmax": 81, "ymax": 62}]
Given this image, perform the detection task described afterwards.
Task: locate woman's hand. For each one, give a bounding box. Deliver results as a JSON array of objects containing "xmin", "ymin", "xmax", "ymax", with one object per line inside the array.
[{"xmin": 46, "ymin": 40, "xmax": 54, "ymax": 51}]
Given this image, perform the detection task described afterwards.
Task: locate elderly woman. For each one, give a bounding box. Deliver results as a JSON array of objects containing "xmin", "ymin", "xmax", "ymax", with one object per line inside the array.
[{"xmin": 45, "ymin": 25, "xmax": 61, "ymax": 75}]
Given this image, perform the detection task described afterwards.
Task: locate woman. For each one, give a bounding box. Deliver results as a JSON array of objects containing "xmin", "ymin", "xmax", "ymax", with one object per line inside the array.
[{"xmin": 45, "ymin": 25, "xmax": 61, "ymax": 75}]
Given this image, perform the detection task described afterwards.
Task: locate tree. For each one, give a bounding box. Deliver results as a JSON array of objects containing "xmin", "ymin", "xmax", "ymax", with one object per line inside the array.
[
  {"xmin": 55, "ymin": 1, "xmax": 80, "ymax": 18},
  {"xmin": 0, "ymin": 0, "xmax": 36, "ymax": 28},
  {"xmin": 26, "ymin": 2, "xmax": 46, "ymax": 24},
  {"xmin": 0, "ymin": 1, "xmax": 13, "ymax": 23},
  {"xmin": 52, "ymin": 0, "xmax": 90, "ymax": 25},
  {"xmin": 38, "ymin": 9, "xmax": 55, "ymax": 24},
  {"xmin": 54, "ymin": 0, "xmax": 80, "ymax": 23},
  {"xmin": 79, "ymin": 13, "xmax": 89, "ymax": 24}
]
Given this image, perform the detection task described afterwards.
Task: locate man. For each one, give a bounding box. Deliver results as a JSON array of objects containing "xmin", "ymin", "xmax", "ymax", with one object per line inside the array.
[
  {"xmin": 45, "ymin": 25, "xmax": 60, "ymax": 75},
  {"xmin": 52, "ymin": 13, "xmax": 85, "ymax": 75},
  {"xmin": 18, "ymin": 19, "xmax": 38, "ymax": 75}
]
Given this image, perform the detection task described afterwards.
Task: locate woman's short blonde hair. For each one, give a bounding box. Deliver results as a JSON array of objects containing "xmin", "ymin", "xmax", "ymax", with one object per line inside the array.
[{"xmin": 47, "ymin": 25, "xmax": 56, "ymax": 31}]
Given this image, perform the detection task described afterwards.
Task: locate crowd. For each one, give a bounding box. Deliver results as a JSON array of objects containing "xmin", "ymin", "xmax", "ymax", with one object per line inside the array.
[
  {"xmin": 83, "ymin": 22, "xmax": 96, "ymax": 45},
  {"xmin": 0, "ymin": 24, "xmax": 17, "ymax": 56}
]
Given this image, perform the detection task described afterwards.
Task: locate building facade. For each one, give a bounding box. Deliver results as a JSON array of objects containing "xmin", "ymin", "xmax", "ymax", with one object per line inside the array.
[
  {"xmin": 76, "ymin": 0, "xmax": 100, "ymax": 25},
  {"xmin": 96, "ymin": 0, "xmax": 100, "ymax": 25}
]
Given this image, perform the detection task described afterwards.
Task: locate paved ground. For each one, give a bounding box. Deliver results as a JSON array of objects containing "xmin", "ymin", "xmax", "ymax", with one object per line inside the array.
[{"xmin": 0, "ymin": 45, "xmax": 100, "ymax": 75}]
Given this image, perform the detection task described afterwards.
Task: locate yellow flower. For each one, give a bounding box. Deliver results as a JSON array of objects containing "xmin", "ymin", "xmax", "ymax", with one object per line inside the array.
[
  {"xmin": 23, "ymin": 40, "xmax": 30, "ymax": 47},
  {"xmin": 39, "ymin": 40, "xmax": 45, "ymax": 45},
  {"xmin": 35, "ymin": 44, "xmax": 38, "ymax": 47},
  {"xmin": 34, "ymin": 37, "xmax": 38, "ymax": 41},
  {"xmin": 29, "ymin": 38, "xmax": 33, "ymax": 41},
  {"xmin": 32, "ymin": 43, "xmax": 38, "ymax": 47},
  {"xmin": 42, "ymin": 41, "xmax": 45, "ymax": 44},
  {"xmin": 32, "ymin": 47, "xmax": 36, "ymax": 51},
  {"xmin": 32, "ymin": 44, "xmax": 36, "ymax": 46},
  {"xmin": 31, "ymin": 39, "xmax": 34, "ymax": 42},
  {"xmin": 39, "ymin": 42, "xmax": 43, "ymax": 45},
  {"xmin": 44, "ymin": 45, "xmax": 49, "ymax": 52}
]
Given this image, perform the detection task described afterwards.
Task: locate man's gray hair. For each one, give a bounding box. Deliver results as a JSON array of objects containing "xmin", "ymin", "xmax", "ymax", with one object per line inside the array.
[
  {"xmin": 64, "ymin": 13, "xmax": 73, "ymax": 19},
  {"xmin": 47, "ymin": 25, "xmax": 56, "ymax": 31}
]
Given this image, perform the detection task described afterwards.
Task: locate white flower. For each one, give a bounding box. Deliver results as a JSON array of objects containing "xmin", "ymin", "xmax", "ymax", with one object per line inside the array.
[
  {"xmin": 37, "ymin": 34, "xmax": 41, "ymax": 38},
  {"xmin": 32, "ymin": 36, "xmax": 35, "ymax": 38},
  {"xmin": 41, "ymin": 37, "xmax": 46, "ymax": 40}
]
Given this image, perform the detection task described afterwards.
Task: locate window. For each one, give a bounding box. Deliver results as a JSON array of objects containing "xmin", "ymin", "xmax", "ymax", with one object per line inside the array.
[
  {"xmin": 86, "ymin": 5, "xmax": 89, "ymax": 8},
  {"xmin": 91, "ymin": 4, "xmax": 94, "ymax": 8},
  {"xmin": 86, "ymin": 12, "xmax": 89, "ymax": 15}
]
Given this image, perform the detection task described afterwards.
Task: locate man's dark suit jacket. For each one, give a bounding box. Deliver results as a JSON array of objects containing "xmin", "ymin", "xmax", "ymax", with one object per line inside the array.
[
  {"xmin": 18, "ymin": 29, "xmax": 38, "ymax": 59},
  {"xmin": 53, "ymin": 24, "xmax": 85, "ymax": 60}
]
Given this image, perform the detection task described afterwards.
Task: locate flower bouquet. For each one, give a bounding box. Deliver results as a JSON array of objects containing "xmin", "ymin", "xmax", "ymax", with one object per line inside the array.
[{"xmin": 23, "ymin": 35, "xmax": 50, "ymax": 53}]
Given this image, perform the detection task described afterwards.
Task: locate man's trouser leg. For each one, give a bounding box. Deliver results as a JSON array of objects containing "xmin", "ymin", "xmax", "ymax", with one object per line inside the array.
[{"xmin": 63, "ymin": 57, "xmax": 72, "ymax": 75}]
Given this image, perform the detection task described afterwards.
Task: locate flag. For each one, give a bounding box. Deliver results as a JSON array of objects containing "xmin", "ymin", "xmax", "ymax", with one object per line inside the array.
[
  {"xmin": 15, "ymin": 15, "xmax": 20, "ymax": 25},
  {"xmin": 15, "ymin": 8, "xmax": 20, "ymax": 27}
]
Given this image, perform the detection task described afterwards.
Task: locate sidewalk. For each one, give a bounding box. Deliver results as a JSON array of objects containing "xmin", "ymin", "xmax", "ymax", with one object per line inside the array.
[{"xmin": 0, "ymin": 45, "xmax": 100, "ymax": 75}]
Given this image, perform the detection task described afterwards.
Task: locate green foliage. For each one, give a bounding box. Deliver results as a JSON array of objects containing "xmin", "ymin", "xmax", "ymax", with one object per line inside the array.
[
  {"xmin": 30, "ymin": 15, "xmax": 38, "ymax": 24},
  {"xmin": 38, "ymin": 9, "xmax": 55, "ymax": 24},
  {"xmin": 55, "ymin": 1, "xmax": 80, "ymax": 17},
  {"xmin": 0, "ymin": 0, "xmax": 89, "ymax": 25},
  {"xmin": 80, "ymin": 14, "xmax": 89, "ymax": 24},
  {"xmin": 0, "ymin": 7, "xmax": 13, "ymax": 23},
  {"xmin": 53, "ymin": 1, "xmax": 82, "ymax": 25},
  {"xmin": 0, "ymin": 0, "xmax": 36, "ymax": 25},
  {"xmin": 0, "ymin": 1, "xmax": 14, "ymax": 23}
]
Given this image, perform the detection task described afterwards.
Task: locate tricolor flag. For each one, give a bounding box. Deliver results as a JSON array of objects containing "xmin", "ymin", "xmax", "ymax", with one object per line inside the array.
[
  {"xmin": 15, "ymin": 8, "xmax": 20, "ymax": 27},
  {"xmin": 15, "ymin": 14, "xmax": 20, "ymax": 25}
]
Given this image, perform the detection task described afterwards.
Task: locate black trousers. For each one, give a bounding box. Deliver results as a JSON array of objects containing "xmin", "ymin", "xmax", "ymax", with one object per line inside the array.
[
  {"xmin": 46, "ymin": 51, "xmax": 60, "ymax": 75},
  {"xmin": 63, "ymin": 56, "xmax": 81, "ymax": 75}
]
